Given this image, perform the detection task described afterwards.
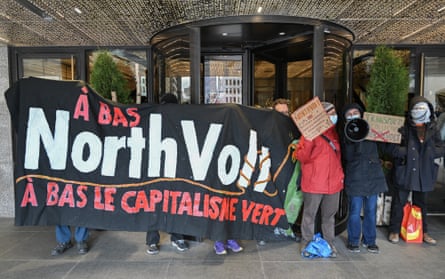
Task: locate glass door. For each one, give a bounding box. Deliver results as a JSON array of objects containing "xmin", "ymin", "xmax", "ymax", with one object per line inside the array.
[
  {"xmin": 22, "ymin": 56, "xmax": 77, "ymax": 80},
  {"xmin": 203, "ymin": 55, "xmax": 242, "ymax": 104},
  {"xmin": 423, "ymin": 55, "xmax": 445, "ymax": 214}
]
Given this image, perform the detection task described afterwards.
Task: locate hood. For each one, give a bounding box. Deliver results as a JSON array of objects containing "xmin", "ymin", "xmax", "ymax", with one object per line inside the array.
[
  {"xmin": 409, "ymin": 96, "xmax": 434, "ymax": 122},
  {"xmin": 341, "ymin": 103, "xmax": 364, "ymax": 121}
]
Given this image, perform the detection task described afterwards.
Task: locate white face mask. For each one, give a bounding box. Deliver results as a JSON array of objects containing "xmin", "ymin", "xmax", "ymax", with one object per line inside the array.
[
  {"xmin": 329, "ymin": 114, "xmax": 338, "ymax": 125},
  {"xmin": 411, "ymin": 102, "xmax": 431, "ymax": 124},
  {"xmin": 346, "ymin": 114, "xmax": 360, "ymax": 121}
]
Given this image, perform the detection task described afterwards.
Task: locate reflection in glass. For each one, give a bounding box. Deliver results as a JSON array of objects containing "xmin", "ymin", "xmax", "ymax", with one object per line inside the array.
[
  {"xmin": 23, "ymin": 57, "xmax": 75, "ymax": 80},
  {"xmin": 165, "ymin": 57, "xmax": 190, "ymax": 104},
  {"xmin": 254, "ymin": 60, "xmax": 275, "ymax": 108},
  {"xmin": 288, "ymin": 60, "xmax": 313, "ymax": 111},
  {"xmin": 204, "ymin": 56, "xmax": 242, "ymax": 104},
  {"xmin": 423, "ymin": 56, "xmax": 445, "ymax": 111},
  {"xmin": 87, "ymin": 49, "xmax": 147, "ymax": 104}
]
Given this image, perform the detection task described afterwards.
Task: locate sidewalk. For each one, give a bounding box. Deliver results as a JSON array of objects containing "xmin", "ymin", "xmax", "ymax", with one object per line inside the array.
[{"xmin": 0, "ymin": 216, "xmax": 444, "ymax": 279}]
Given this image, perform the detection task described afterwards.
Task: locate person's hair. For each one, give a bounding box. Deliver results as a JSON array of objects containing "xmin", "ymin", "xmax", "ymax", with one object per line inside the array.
[
  {"xmin": 160, "ymin": 93, "xmax": 178, "ymax": 104},
  {"xmin": 272, "ymin": 98, "xmax": 290, "ymax": 109}
]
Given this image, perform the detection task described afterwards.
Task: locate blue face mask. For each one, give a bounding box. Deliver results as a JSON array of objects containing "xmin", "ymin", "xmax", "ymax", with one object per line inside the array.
[{"xmin": 329, "ymin": 114, "xmax": 338, "ymax": 125}]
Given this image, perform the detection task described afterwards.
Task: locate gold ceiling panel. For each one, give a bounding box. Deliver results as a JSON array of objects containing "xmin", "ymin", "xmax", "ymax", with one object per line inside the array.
[{"xmin": 1, "ymin": 0, "xmax": 445, "ymax": 46}]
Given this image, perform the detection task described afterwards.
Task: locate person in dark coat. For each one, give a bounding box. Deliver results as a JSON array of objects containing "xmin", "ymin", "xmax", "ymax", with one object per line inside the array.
[
  {"xmin": 341, "ymin": 103, "xmax": 388, "ymax": 254},
  {"xmin": 388, "ymin": 96, "xmax": 444, "ymax": 245}
]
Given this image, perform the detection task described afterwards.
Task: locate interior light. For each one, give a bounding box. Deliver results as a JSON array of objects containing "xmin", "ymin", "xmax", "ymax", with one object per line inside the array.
[
  {"xmin": 279, "ymin": 32, "xmax": 286, "ymax": 36},
  {"xmin": 74, "ymin": 7, "xmax": 82, "ymax": 14},
  {"xmin": 257, "ymin": 7, "xmax": 263, "ymax": 13},
  {"xmin": 222, "ymin": 32, "xmax": 228, "ymax": 36}
]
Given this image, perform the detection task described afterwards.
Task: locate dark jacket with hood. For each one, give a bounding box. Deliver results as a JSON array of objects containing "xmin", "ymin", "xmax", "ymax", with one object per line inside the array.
[
  {"xmin": 392, "ymin": 96, "xmax": 444, "ymax": 192},
  {"xmin": 341, "ymin": 103, "xmax": 388, "ymax": 196}
]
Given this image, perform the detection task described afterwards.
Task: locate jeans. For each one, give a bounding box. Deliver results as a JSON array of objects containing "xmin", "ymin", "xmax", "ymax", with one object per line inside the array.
[
  {"xmin": 347, "ymin": 194, "xmax": 377, "ymax": 246},
  {"xmin": 55, "ymin": 225, "xmax": 88, "ymax": 243}
]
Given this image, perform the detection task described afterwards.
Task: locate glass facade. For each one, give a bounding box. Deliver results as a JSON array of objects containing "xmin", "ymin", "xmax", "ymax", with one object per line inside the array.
[
  {"xmin": 254, "ymin": 60, "xmax": 275, "ymax": 108},
  {"xmin": 423, "ymin": 56, "xmax": 445, "ymax": 111},
  {"xmin": 22, "ymin": 57, "xmax": 76, "ymax": 80},
  {"xmin": 150, "ymin": 16, "xmax": 353, "ymax": 111},
  {"xmin": 87, "ymin": 49, "xmax": 147, "ymax": 104},
  {"xmin": 204, "ymin": 55, "xmax": 242, "ymax": 104}
]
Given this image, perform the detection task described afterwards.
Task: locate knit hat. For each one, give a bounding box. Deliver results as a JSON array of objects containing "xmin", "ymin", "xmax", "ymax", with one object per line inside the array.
[{"xmin": 321, "ymin": 101, "xmax": 335, "ymax": 112}]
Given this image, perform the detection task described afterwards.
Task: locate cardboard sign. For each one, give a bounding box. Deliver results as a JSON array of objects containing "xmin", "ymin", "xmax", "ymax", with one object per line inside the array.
[
  {"xmin": 364, "ymin": 112, "xmax": 404, "ymax": 143},
  {"xmin": 291, "ymin": 97, "xmax": 333, "ymax": 140}
]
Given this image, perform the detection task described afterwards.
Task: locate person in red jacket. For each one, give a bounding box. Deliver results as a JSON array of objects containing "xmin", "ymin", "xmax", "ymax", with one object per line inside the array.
[{"xmin": 294, "ymin": 101, "xmax": 344, "ymax": 258}]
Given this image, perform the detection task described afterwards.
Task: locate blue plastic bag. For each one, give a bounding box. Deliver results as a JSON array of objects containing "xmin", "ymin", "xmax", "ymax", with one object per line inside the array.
[{"xmin": 301, "ymin": 233, "xmax": 332, "ymax": 258}]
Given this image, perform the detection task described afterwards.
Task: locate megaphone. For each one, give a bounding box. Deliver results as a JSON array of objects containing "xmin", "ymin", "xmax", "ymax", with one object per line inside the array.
[{"xmin": 344, "ymin": 118, "xmax": 369, "ymax": 142}]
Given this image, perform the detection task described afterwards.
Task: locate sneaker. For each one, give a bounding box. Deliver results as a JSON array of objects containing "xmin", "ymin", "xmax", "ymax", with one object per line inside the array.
[
  {"xmin": 300, "ymin": 240, "xmax": 311, "ymax": 257},
  {"xmin": 257, "ymin": 240, "xmax": 267, "ymax": 246},
  {"xmin": 51, "ymin": 241, "xmax": 73, "ymax": 256},
  {"xmin": 388, "ymin": 232, "xmax": 399, "ymax": 244},
  {"xmin": 214, "ymin": 241, "xmax": 227, "ymax": 255},
  {"xmin": 363, "ymin": 243, "xmax": 379, "ymax": 253},
  {"xmin": 423, "ymin": 233, "xmax": 437, "ymax": 245},
  {"xmin": 172, "ymin": 240, "xmax": 189, "ymax": 252},
  {"xmin": 77, "ymin": 241, "xmax": 89, "ymax": 254},
  {"xmin": 328, "ymin": 242, "xmax": 337, "ymax": 258},
  {"xmin": 146, "ymin": 244, "xmax": 159, "ymax": 255},
  {"xmin": 347, "ymin": 243, "xmax": 360, "ymax": 253},
  {"xmin": 294, "ymin": 234, "xmax": 302, "ymax": 243},
  {"xmin": 227, "ymin": 239, "xmax": 243, "ymax": 253}
]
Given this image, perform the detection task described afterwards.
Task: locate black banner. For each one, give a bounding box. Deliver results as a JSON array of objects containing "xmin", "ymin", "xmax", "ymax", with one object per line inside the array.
[{"xmin": 5, "ymin": 77, "xmax": 299, "ymax": 241}]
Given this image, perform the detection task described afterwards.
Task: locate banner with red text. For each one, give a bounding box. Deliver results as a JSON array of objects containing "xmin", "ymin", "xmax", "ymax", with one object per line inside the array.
[{"xmin": 4, "ymin": 77, "xmax": 299, "ymax": 241}]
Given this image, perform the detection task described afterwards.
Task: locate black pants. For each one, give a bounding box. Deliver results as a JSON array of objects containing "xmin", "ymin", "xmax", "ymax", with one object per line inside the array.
[
  {"xmin": 389, "ymin": 189, "xmax": 428, "ymax": 234},
  {"xmin": 146, "ymin": 231, "xmax": 183, "ymax": 245}
]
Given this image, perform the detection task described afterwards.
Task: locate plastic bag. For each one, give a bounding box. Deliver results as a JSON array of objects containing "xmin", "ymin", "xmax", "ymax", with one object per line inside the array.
[
  {"xmin": 301, "ymin": 233, "xmax": 332, "ymax": 258},
  {"xmin": 400, "ymin": 202, "xmax": 423, "ymax": 243},
  {"xmin": 284, "ymin": 141, "xmax": 303, "ymax": 224}
]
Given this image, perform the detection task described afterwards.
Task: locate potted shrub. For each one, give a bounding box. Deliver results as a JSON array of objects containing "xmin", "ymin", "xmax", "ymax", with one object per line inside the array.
[
  {"xmin": 365, "ymin": 45, "xmax": 409, "ymax": 116},
  {"xmin": 90, "ymin": 51, "xmax": 131, "ymax": 104}
]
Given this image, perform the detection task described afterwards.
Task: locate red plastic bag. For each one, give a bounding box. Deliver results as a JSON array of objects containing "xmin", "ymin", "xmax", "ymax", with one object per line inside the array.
[{"xmin": 400, "ymin": 203, "xmax": 423, "ymax": 243}]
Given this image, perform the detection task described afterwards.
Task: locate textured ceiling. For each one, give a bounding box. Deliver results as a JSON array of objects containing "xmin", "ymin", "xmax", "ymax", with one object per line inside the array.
[{"xmin": 1, "ymin": 0, "xmax": 445, "ymax": 47}]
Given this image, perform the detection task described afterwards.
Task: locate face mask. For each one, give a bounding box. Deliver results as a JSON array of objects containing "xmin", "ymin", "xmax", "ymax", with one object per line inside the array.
[
  {"xmin": 411, "ymin": 102, "xmax": 431, "ymax": 124},
  {"xmin": 346, "ymin": 114, "xmax": 360, "ymax": 121},
  {"xmin": 329, "ymin": 114, "xmax": 338, "ymax": 125}
]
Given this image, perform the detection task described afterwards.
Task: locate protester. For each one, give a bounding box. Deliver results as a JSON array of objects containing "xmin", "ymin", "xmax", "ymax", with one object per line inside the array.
[
  {"xmin": 257, "ymin": 98, "xmax": 302, "ymax": 247},
  {"xmin": 146, "ymin": 93, "xmax": 190, "ymax": 255},
  {"xmin": 341, "ymin": 103, "xmax": 387, "ymax": 253},
  {"xmin": 388, "ymin": 96, "xmax": 443, "ymax": 245},
  {"xmin": 51, "ymin": 226, "xmax": 89, "ymax": 256},
  {"xmin": 294, "ymin": 101, "xmax": 344, "ymax": 258},
  {"xmin": 146, "ymin": 231, "xmax": 189, "ymax": 254},
  {"xmin": 272, "ymin": 98, "xmax": 290, "ymax": 116}
]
